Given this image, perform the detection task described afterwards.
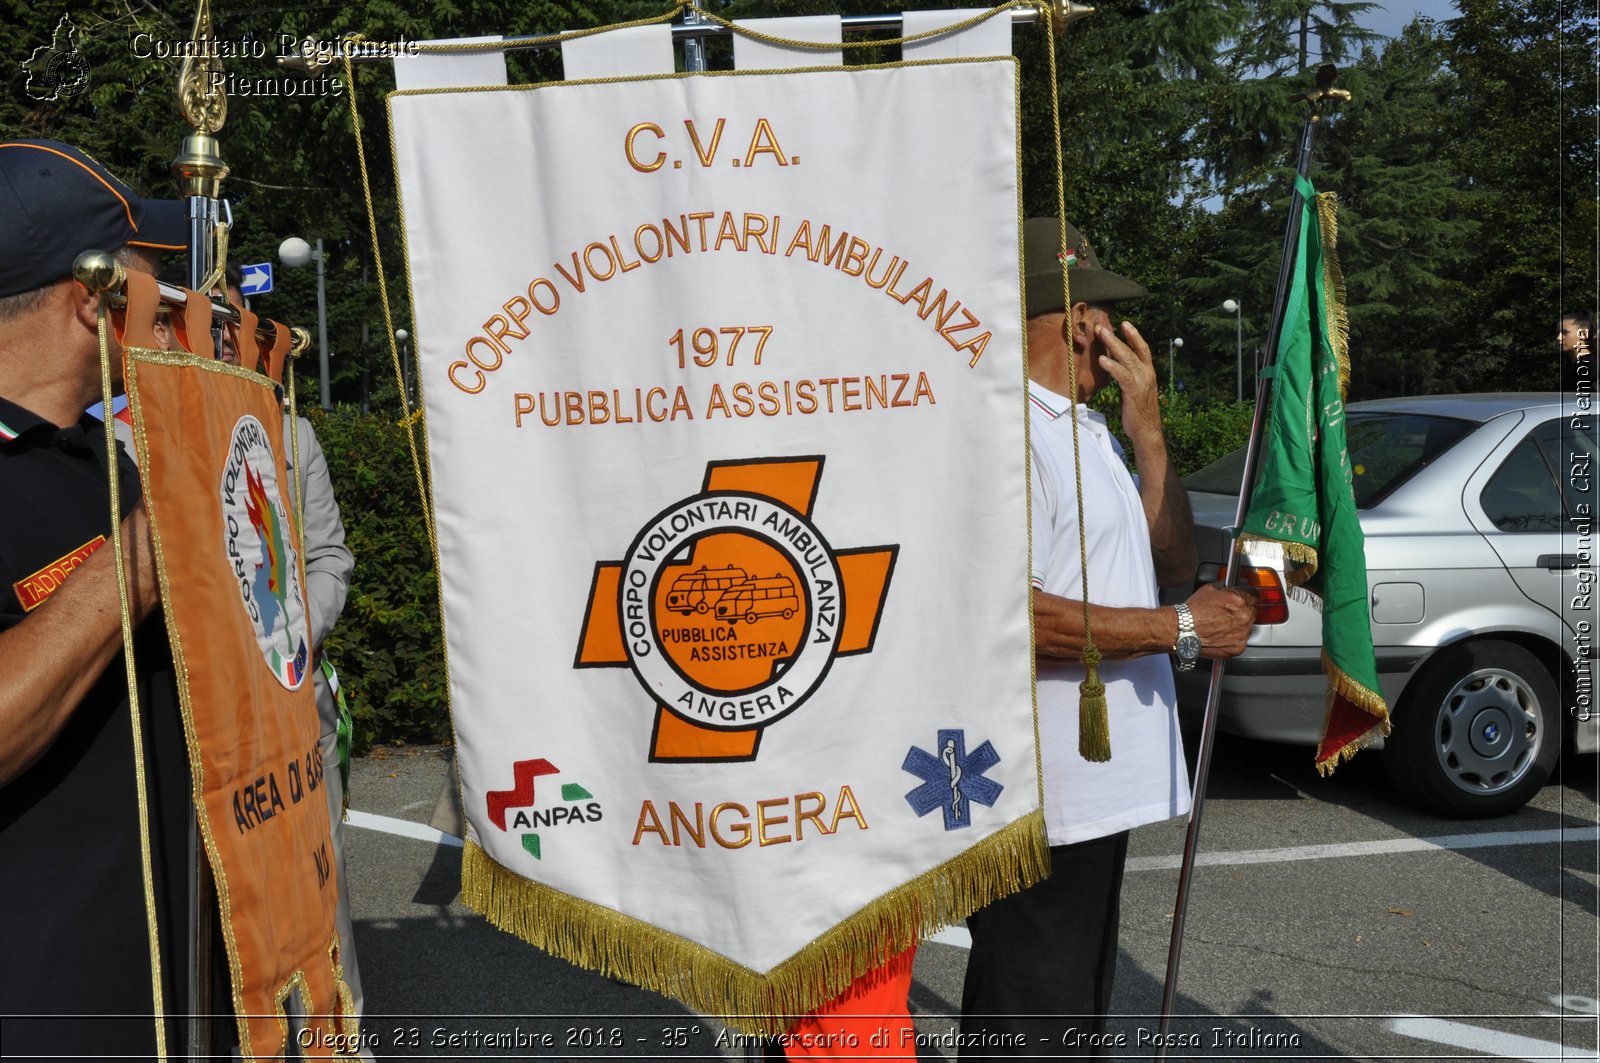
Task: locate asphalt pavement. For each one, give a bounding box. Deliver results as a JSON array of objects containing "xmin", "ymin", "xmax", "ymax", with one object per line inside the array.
[{"xmin": 339, "ymin": 738, "xmax": 1600, "ymax": 1061}]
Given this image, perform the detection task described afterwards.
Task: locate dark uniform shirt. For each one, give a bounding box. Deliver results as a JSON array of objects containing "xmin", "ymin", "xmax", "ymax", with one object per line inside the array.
[{"xmin": 0, "ymin": 395, "xmax": 192, "ymax": 1056}]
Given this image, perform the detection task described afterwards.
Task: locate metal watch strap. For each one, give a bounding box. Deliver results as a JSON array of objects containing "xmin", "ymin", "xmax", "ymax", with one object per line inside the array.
[{"xmin": 1173, "ymin": 602, "xmax": 1200, "ymax": 671}]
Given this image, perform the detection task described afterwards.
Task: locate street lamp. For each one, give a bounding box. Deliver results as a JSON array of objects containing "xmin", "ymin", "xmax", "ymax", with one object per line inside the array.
[
  {"xmin": 1167, "ymin": 337, "xmax": 1183, "ymax": 396},
  {"xmin": 1222, "ymin": 298, "xmax": 1243, "ymax": 402},
  {"xmin": 395, "ymin": 328, "xmax": 411, "ymax": 406},
  {"xmin": 279, "ymin": 236, "xmax": 331, "ymax": 410}
]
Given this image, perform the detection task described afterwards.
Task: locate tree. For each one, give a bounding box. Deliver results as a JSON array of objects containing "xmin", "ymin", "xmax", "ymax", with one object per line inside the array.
[{"xmin": 1442, "ymin": 0, "xmax": 1597, "ymax": 391}]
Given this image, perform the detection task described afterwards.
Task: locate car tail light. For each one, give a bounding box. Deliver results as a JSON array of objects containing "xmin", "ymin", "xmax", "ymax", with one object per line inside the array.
[
  {"xmin": 1239, "ymin": 565, "xmax": 1289, "ymax": 625},
  {"xmin": 1191, "ymin": 562, "xmax": 1290, "ymax": 625}
]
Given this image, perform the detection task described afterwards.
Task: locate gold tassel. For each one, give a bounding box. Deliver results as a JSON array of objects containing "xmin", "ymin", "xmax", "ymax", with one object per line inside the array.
[{"xmin": 1078, "ymin": 643, "xmax": 1111, "ymax": 762}]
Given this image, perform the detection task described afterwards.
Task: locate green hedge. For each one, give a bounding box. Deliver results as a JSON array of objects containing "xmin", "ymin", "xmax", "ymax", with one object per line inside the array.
[
  {"xmin": 307, "ymin": 396, "xmax": 1253, "ymax": 749},
  {"xmin": 308, "ymin": 408, "xmax": 448, "ymax": 753},
  {"xmin": 1094, "ymin": 388, "xmax": 1256, "ymax": 479}
]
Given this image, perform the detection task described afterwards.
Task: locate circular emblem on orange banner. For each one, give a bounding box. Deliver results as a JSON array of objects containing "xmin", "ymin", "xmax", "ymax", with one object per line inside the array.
[
  {"xmin": 219, "ymin": 415, "xmax": 310, "ymax": 690},
  {"xmin": 620, "ymin": 491, "xmax": 844, "ymax": 730}
]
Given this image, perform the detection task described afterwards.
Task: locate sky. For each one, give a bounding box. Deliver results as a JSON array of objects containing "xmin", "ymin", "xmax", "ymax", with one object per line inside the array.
[{"xmin": 1361, "ymin": 0, "xmax": 1461, "ymax": 39}]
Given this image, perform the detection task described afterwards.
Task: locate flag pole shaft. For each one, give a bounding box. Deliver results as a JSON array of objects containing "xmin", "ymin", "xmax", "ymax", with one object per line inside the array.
[{"xmin": 1155, "ymin": 98, "xmax": 1326, "ymax": 1049}]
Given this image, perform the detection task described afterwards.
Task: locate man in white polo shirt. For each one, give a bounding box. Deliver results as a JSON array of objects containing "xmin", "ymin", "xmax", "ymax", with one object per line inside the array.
[{"xmin": 959, "ymin": 218, "xmax": 1258, "ymax": 1058}]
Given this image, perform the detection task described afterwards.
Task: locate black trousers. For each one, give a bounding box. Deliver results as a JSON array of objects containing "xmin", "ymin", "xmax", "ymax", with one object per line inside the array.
[{"xmin": 959, "ymin": 831, "xmax": 1131, "ymax": 1060}]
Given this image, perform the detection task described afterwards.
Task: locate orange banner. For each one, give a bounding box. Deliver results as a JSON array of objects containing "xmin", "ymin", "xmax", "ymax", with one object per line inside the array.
[{"xmin": 126, "ymin": 343, "xmax": 352, "ymax": 1059}]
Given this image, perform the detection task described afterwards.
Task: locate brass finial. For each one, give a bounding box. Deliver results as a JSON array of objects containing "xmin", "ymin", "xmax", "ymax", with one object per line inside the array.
[
  {"xmin": 177, "ymin": 0, "xmax": 226, "ymax": 135},
  {"xmin": 1296, "ymin": 64, "xmax": 1353, "ymax": 118},
  {"xmin": 172, "ymin": 0, "xmax": 231, "ymax": 198},
  {"xmin": 289, "ymin": 327, "xmax": 314, "ymax": 358},
  {"xmin": 73, "ymin": 250, "xmax": 123, "ymax": 293},
  {"xmin": 1050, "ymin": 0, "xmax": 1095, "ymax": 33}
]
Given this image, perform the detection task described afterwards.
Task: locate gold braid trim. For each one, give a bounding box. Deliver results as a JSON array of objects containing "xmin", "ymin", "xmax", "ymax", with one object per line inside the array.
[
  {"xmin": 399, "ymin": 1, "xmax": 1031, "ymax": 56},
  {"xmin": 98, "ymin": 321, "xmax": 168, "ymax": 1060},
  {"xmin": 284, "ymin": 349, "xmax": 305, "ymax": 552},
  {"xmin": 127, "ymin": 343, "xmax": 274, "ymax": 380},
  {"xmin": 1012, "ymin": 69, "xmax": 1045, "ymax": 816},
  {"xmin": 1315, "ymin": 192, "xmax": 1351, "ymax": 403},
  {"xmin": 687, "ymin": 0, "xmax": 1030, "ymax": 52},
  {"xmin": 462, "ymin": 811, "xmax": 1047, "ymax": 1036},
  {"xmin": 407, "ymin": 2, "xmax": 690, "ymax": 53}
]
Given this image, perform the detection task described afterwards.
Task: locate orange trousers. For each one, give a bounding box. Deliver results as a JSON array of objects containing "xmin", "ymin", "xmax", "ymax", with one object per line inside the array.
[{"xmin": 776, "ymin": 945, "xmax": 918, "ymax": 1060}]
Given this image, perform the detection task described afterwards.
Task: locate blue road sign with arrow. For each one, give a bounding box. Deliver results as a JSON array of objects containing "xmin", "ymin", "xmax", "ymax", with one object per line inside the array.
[{"xmin": 239, "ymin": 262, "xmax": 273, "ymax": 297}]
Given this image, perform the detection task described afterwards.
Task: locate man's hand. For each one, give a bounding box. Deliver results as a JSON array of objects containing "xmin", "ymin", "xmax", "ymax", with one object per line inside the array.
[
  {"xmin": 1095, "ymin": 320, "xmax": 1162, "ymax": 449},
  {"xmin": 121, "ymin": 502, "xmax": 160, "ymax": 623},
  {"xmin": 1092, "ymin": 316, "xmax": 1197, "ymax": 586},
  {"xmin": 1186, "ymin": 582, "xmax": 1259, "ymax": 658}
]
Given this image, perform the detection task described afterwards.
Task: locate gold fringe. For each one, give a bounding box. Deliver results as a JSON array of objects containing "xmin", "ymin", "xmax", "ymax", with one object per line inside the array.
[
  {"xmin": 1314, "ymin": 192, "xmax": 1351, "ymax": 404},
  {"xmin": 462, "ymin": 811, "xmax": 1047, "ymax": 1036},
  {"xmin": 1314, "ymin": 720, "xmax": 1386, "ymax": 777},
  {"xmin": 1236, "ymin": 533, "xmax": 1319, "ymax": 589},
  {"xmin": 1077, "ymin": 645, "xmax": 1111, "ymax": 762},
  {"xmin": 1314, "ymin": 648, "xmax": 1392, "ymax": 777},
  {"xmin": 1323, "ymin": 648, "xmax": 1390, "ymax": 720}
]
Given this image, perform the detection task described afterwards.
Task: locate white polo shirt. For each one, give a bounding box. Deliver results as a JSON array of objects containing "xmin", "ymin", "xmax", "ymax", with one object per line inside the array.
[{"xmin": 1029, "ymin": 381, "xmax": 1190, "ymax": 846}]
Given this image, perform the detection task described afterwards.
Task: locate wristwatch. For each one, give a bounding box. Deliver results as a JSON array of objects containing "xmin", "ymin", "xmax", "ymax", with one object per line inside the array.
[{"xmin": 1173, "ymin": 603, "xmax": 1202, "ymax": 671}]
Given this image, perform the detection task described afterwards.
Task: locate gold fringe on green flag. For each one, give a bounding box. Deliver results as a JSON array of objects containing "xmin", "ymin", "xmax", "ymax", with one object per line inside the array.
[{"xmin": 1237, "ymin": 176, "xmax": 1390, "ymax": 775}]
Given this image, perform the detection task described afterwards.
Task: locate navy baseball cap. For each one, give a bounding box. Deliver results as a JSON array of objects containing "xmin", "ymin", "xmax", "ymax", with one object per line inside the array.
[{"xmin": 0, "ymin": 139, "xmax": 187, "ymax": 298}]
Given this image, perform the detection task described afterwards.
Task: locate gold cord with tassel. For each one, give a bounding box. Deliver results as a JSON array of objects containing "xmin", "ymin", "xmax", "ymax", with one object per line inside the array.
[
  {"xmin": 1040, "ymin": 5, "xmax": 1110, "ymax": 762},
  {"xmin": 1078, "ymin": 645, "xmax": 1110, "ymax": 762}
]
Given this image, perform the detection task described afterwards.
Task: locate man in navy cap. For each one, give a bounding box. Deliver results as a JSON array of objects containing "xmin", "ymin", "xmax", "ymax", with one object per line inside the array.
[{"xmin": 0, "ymin": 139, "xmax": 208, "ymax": 1057}]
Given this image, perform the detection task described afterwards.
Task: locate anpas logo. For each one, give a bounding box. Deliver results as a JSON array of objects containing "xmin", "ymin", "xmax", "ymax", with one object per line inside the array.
[
  {"xmin": 485, "ymin": 758, "xmax": 602, "ymax": 860},
  {"xmin": 576, "ymin": 457, "xmax": 898, "ymax": 762},
  {"xmin": 220, "ymin": 415, "xmax": 310, "ymax": 689}
]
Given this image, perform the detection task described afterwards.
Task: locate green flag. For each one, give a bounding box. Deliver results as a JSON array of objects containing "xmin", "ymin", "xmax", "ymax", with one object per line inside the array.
[{"xmin": 1239, "ymin": 174, "xmax": 1390, "ymax": 775}]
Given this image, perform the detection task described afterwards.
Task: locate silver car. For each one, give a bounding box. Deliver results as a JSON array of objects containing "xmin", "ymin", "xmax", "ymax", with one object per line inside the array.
[{"xmin": 1176, "ymin": 393, "xmax": 1599, "ymax": 818}]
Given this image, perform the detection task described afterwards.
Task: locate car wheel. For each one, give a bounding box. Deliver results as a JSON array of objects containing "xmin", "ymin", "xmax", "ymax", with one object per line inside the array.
[{"xmin": 1382, "ymin": 640, "xmax": 1559, "ymax": 818}]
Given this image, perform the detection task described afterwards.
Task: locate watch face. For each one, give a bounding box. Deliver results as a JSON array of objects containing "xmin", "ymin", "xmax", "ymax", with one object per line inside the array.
[{"xmin": 1176, "ymin": 634, "xmax": 1202, "ymax": 661}]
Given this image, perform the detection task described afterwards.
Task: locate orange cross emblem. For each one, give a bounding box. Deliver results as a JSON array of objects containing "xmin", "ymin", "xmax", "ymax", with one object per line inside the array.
[{"xmin": 576, "ymin": 456, "xmax": 897, "ymax": 762}]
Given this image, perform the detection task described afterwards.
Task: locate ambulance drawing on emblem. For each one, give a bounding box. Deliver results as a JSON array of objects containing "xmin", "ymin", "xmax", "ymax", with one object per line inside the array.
[
  {"xmin": 219, "ymin": 415, "xmax": 311, "ymax": 689},
  {"xmin": 664, "ymin": 565, "xmax": 748, "ymax": 616}
]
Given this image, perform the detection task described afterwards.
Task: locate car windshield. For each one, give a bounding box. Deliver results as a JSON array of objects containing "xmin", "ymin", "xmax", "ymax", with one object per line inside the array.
[{"xmin": 1185, "ymin": 411, "xmax": 1476, "ymax": 509}]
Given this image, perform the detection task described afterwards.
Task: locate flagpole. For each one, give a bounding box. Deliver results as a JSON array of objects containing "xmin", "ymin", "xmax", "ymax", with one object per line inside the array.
[
  {"xmin": 1155, "ymin": 66, "xmax": 1348, "ymax": 1050},
  {"xmin": 172, "ymin": 2, "xmax": 230, "ymax": 1054}
]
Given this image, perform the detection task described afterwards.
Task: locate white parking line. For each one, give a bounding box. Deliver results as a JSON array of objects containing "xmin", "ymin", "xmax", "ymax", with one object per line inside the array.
[
  {"xmin": 1386, "ymin": 1016, "xmax": 1574, "ymax": 1061},
  {"xmin": 1125, "ymin": 827, "xmax": 1600, "ymax": 873},
  {"xmin": 346, "ymin": 809, "xmax": 463, "ymax": 848},
  {"xmin": 345, "ymin": 813, "xmax": 1595, "ymax": 955}
]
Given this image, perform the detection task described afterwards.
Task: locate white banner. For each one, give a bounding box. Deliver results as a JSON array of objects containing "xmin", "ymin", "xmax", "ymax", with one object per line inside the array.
[{"xmin": 390, "ymin": 59, "xmax": 1040, "ymax": 1027}]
